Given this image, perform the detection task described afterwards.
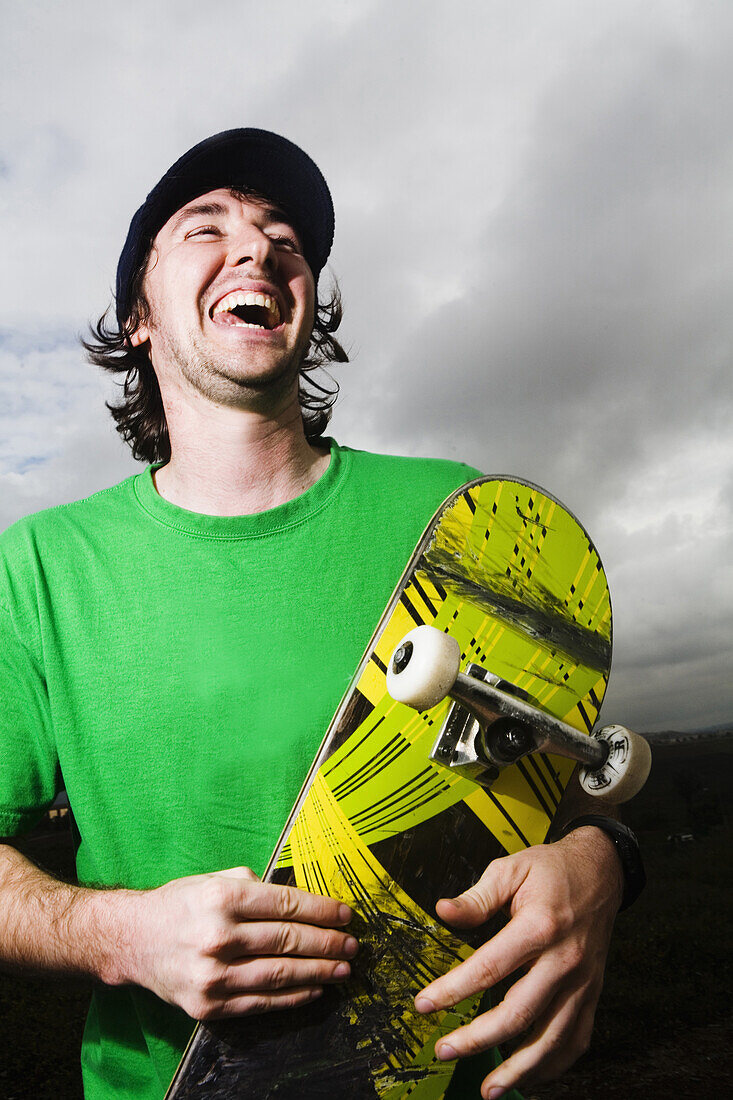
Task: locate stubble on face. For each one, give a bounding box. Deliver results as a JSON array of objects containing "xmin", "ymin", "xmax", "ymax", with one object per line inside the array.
[
  {"xmin": 146, "ymin": 290, "xmax": 313, "ymax": 412},
  {"xmin": 142, "ymin": 263, "xmax": 315, "ymax": 414}
]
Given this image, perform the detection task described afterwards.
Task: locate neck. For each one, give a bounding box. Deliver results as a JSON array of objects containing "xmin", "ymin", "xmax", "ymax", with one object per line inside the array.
[{"xmin": 152, "ymin": 387, "xmax": 330, "ymax": 516}]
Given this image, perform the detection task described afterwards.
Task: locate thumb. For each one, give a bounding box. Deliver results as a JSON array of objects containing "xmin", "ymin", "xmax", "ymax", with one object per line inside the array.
[{"xmin": 436, "ymin": 854, "xmax": 527, "ymax": 927}]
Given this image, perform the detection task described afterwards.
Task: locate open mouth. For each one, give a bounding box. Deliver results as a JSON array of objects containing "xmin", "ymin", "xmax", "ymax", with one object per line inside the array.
[{"xmin": 211, "ymin": 291, "xmax": 282, "ymax": 330}]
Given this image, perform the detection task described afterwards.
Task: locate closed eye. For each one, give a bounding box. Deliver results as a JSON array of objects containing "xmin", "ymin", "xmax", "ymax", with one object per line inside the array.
[
  {"xmin": 184, "ymin": 225, "xmax": 221, "ymax": 239},
  {"xmin": 269, "ymin": 234, "xmax": 301, "ymax": 253}
]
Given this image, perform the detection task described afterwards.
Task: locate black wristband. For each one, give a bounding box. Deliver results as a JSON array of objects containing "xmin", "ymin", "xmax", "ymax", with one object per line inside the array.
[{"xmin": 558, "ymin": 814, "xmax": 646, "ymax": 911}]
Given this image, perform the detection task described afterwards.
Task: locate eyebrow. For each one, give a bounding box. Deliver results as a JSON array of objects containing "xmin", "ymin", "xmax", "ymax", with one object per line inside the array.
[
  {"xmin": 170, "ymin": 200, "xmax": 297, "ymax": 235},
  {"xmin": 170, "ymin": 202, "xmax": 230, "ymax": 233}
]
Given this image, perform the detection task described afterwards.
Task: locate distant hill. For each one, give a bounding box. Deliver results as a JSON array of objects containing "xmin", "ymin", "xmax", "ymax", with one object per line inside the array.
[{"xmin": 642, "ymin": 727, "xmax": 733, "ymax": 753}]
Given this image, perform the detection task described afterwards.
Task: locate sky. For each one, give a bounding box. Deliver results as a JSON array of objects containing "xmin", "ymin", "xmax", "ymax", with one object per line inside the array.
[{"xmin": 1, "ymin": 0, "xmax": 731, "ymax": 732}]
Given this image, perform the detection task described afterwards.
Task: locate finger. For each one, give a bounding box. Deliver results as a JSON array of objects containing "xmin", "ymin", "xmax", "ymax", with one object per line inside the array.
[
  {"xmin": 199, "ymin": 984, "xmax": 325, "ymax": 1020},
  {"xmin": 478, "ymin": 985, "xmax": 596, "ymax": 1097},
  {"xmin": 215, "ymin": 954, "xmax": 352, "ymax": 994},
  {"xmin": 222, "ymin": 920, "xmax": 359, "ymax": 962},
  {"xmin": 226, "ymin": 880, "xmax": 353, "ymax": 926},
  {"xmin": 415, "ymin": 911, "xmax": 541, "ymax": 1012},
  {"xmin": 432, "ymin": 958, "xmax": 565, "ymax": 1060},
  {"xmin": 533, "ymin": 996, "xmax": 597, "ymax": 1081},
  {"xmin": 435, "ymin": 855, "xmax": 530, "ymax": 929}
]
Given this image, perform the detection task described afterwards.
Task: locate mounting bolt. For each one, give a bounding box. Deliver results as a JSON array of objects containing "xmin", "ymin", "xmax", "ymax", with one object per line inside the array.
[
  {"xmin": 481, "ymin": 718, "xmax": 536, "ymax": 765},
  {"xmin": 391, "ymin": 640, "xmax": 414, "ymax": 674}
]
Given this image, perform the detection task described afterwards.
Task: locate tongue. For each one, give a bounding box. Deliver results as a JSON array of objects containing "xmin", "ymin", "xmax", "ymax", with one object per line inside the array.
[{"xmin": 213, "ymin": 310, "xmax": 253, "ymax": 326}]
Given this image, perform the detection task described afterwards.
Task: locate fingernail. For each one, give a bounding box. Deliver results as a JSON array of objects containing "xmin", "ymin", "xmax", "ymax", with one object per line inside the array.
[
  {"xmin": 446, "ymin": 896, "xmax": 462, "ymax": 908},
  {"xmin": 414, "ymin": 995, "xmax": 435, "ymax": 1013},
  {"xmin": 309, "ymin": 986, "xmax": 324, "ymax": 1000},
  {"xmin": 338, "ymin": 904, "xmax": 352, "ymax": 923},
  {"xmin": 333, "ymin": 962, "xmax": 350, "ymax": 979},
  {"xmin": 436, "ymin": 1042, "xmax": 457, "ymax": 1061},
  {"xmin": 343, "ymin": 935, "xmax": 359, "ymax": 957},
  {"xmin": 486, "ymin": 1087, "xmax": 507, "ymax": 1099}
]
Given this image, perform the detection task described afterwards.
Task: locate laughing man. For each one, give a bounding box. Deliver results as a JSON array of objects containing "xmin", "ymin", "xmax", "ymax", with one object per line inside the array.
[{"xmin": 0, "ymin": 129, "xmax": 641, "ymax": 1099}]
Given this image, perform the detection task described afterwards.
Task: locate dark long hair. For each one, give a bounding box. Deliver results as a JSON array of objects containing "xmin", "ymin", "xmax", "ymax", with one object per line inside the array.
[{"xmin": 83, "ymin": 251, "xmax": 349, "ymax": 465}]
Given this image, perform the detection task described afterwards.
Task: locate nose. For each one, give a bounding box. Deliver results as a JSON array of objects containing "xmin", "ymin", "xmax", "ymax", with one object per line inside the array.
[{"xmin": 225, "ymin": 225, "xmax": 277, "ymax": 274}]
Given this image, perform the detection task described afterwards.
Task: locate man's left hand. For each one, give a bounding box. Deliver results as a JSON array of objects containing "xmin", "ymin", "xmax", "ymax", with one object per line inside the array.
[{"xmin": 414, "ymin": 826, "xmax": 624, "ymax": 1099}]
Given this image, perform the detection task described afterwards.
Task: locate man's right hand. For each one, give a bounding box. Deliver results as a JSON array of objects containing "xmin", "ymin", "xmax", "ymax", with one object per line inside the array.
[
  {"xmin": 118, "ymin": 866, "xmax": 358, "ymax": 1021},
  {"xmin": 0, "ymin": 846, "xmax": 356, "ymax": 1023}
]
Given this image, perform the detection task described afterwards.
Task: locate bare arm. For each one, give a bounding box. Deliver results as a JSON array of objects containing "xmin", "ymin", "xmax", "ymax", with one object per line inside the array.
[
  {"xmin": 546, "ymin": 768, "xmax": 621, "ymax": 836},
  {"xmin": 0, "ymin": 844, "xmax": 357, "ymax": 1020},
  {"xmin": 0, "ymin": 843, "xmax": 124, "ymax": 978}
]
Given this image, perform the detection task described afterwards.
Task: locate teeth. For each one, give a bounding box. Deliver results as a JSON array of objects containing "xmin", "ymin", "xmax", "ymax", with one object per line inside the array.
[{"xmin": 212, "ymin": 290, "xmax": 281, "ymax": 325}]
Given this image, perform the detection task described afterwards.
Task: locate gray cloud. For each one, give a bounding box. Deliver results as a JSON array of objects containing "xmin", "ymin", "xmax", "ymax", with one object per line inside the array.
[
  {"xmin": 0, "ymin": 328, "xmax": 136, "ymax": 528},
  {"xmin": 1, "ymin": 0, "xmax": 731, "ymax": 731}
]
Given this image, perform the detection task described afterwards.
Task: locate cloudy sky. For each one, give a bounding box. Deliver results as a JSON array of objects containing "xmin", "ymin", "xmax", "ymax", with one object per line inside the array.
[{"xmin": 1, "ymin": 0, "xmax": 731, "ymax": 732}]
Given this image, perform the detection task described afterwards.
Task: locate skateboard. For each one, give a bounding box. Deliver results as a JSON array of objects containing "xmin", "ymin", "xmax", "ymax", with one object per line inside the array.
[{"xmin": 166, "ymin": 476, "xmax": 650, "ymax": 1100}]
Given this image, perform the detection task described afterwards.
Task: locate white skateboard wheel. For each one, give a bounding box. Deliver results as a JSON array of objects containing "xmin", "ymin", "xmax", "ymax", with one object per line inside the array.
[
  {"xmin": 386, "ymin": 626, "xmax": 461, "ymax": 711},
  {"xmin": 578, "ymin": 724, "xmax": 652, "ymax": 804}
]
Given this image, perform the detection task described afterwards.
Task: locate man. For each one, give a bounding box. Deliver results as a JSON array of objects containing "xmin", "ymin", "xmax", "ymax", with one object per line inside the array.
[{"xmin": 0, "ymin": 129, "xmax": 641, "ymax": 1100}]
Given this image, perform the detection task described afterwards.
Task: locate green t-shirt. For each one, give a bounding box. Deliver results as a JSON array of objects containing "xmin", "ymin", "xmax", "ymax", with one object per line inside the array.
[{"xmin": 0, "ymin": 441, "xmax": 519, "ymax": 1099}]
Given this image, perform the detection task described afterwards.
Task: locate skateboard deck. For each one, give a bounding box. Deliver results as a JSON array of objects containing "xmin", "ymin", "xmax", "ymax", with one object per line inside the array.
[{"xmin": 166, "ymin": 476, "xmax": 612, "ymax": 1099}]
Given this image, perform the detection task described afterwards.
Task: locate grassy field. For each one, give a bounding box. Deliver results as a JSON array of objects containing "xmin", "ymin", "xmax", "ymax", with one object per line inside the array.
[{"xmin": 1, "ymin": 737, "xmax": 731, "ymax": 1098}]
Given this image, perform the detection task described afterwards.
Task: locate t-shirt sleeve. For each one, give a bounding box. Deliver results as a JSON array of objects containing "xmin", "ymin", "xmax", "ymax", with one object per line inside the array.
[{"xmin": 0, "ymin": 603, "xmax": 60, "ymax": 835}]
